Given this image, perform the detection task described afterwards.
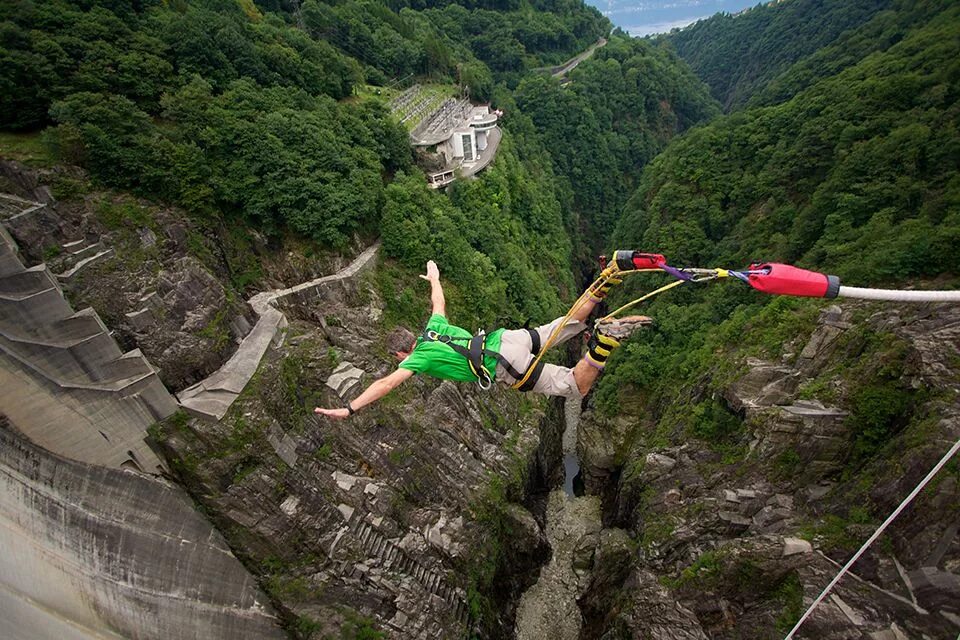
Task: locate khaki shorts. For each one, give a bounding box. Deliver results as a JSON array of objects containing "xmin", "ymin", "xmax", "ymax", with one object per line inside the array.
[{"xmin": 494, "ymin": 316, "xmax": 586, "ymax": 398}]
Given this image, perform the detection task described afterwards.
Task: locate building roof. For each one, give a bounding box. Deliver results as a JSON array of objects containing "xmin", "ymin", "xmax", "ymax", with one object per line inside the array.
[{"xmin": 411, "ymin": 103, "xmax": 497, "ymax": 147}]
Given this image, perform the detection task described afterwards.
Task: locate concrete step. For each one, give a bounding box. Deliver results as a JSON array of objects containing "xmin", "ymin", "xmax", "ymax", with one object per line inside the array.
[
  {"xmin": 92, "ymin": 350, "xmax": 153, "ymax": 384},
  {"xmin": 61, "ymin": 238, "xmax": 104, "ymax": 256},
  {"xmin": 24, "ymin": 328, "xmax": 120, "ymax": 373},
  {"xmin": 53, "ymin": 240, "xmax": 105, "ymax": 271},
  {"xmin": 0, "ymin": 264, "xmax": 57, "ymax": 297},
  {"xmin": 0, "ymin": 286, "xmax": 74, "ymax": 325},
  {"xmin": 56, "ymin": 248, "xmax": 114, "ymax": 282},
  {"xmin": 1, "ymin": 308, "xmax": 106, "ymax": 347},
  {"xmin": 177, "ymin": 386, "xmax": 235, "ymax": 404},
  {"xmin": 0, "ymin": 333, "xmax": 90, "ymax": 380},
  {"xmin": 5, "ymin": 202, "xmax": 45, "ymax": 222},
  {"xmin": 0, "ymin": 336, "xmax": 154, "ymax": 394},
  {"xmin": 132, "ymin": 376, "xmax": 180, "ymax": 420},
  {"xmin": 41, "ymin": 308, "xmax": 107, "ymax": 343},
  {"xmin": 0, "ymin": 324, "xmax": 135, "ymax": 384},
  {"xmin": 179, "ymin": 392, "xmax": 236, "ymax": 422},
  {"xmin": 0, "ymin": 276, "xmax": 59, "ymax": 301}
]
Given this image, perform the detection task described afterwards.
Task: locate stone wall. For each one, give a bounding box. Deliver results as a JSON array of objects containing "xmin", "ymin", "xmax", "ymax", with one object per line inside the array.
[
  {"xmin": 0, "ymin": 419, "xmax": 286, "ymax": 640},
  {"xmin": 179, "ymin": 243, "xmax": 380, "ymax": 422}
]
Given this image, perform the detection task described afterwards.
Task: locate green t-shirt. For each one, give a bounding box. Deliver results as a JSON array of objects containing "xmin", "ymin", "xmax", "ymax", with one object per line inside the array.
[{"xmin": 398, "ymin": 314, "xmax": 504, "ymax": 382}]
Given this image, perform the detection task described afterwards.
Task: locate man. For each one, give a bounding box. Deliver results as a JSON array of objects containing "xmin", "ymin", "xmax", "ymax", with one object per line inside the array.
[{"xmin": 314, "ymin": 260, "xmax": 649, "ymax": 419}]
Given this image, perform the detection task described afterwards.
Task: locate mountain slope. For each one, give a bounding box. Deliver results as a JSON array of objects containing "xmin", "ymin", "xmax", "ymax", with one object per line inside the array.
[
  {"xmin": 666, "ymin": 0, "xmax": 892, "ymax": 110},
  {"xmin": 581, "ymin": 4, "xmax": 960, "ymax": 637}
]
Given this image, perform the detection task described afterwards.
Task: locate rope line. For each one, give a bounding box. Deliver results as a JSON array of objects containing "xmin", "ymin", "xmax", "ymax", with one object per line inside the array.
[
  {"xmin": 599, "ymin": 278, "xmax": 686, "ymax": 322},
  {"xmin": 503, "ymin": 253, "xmax": 960, "ymax": 636},
  {"xmin": 783, "ymin": 437, "xmax": 960, "ymax": 640},
  {"xmin": 837, "ymin": 286, "xmax": 960, "ymax": 302},
  {"xmin": 510, "ymin": 266, "xmax": 623, "ymax": 389}
]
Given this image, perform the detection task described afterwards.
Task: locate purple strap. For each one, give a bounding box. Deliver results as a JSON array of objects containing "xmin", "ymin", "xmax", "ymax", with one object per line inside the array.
[
  {"xmin": 584, "ymin": 356, "xmax": 604, "ymax": 370},
  {"xmin": 659, "ymin": 263, "xmax": 694, "ymax": 281}
]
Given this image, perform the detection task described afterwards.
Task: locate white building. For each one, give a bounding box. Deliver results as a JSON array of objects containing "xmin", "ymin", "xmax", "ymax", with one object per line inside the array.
[{"xmin": 409, "ymin": 101, "xmax": 502, "ymax": 188}]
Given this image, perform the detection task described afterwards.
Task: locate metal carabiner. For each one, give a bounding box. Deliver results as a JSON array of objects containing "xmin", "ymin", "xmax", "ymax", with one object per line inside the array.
[{"xmin": 680, "ymin": 268, "xmax": 721, "ymax": 282}]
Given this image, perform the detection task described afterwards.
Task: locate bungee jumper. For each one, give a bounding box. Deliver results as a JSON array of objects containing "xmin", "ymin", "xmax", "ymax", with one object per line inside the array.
[
  {"xmin": 314, "ymin": 259, "xmax": 651, "ymax": 419},
  {"xmin": 314, "ymin": 250, "xmax": 960, "ymax": 420}
]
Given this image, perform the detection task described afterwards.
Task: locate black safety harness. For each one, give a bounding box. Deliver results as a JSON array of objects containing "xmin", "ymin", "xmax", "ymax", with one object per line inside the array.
[{"xmin": 421, "ymin": 328, "xmax": 544, "ymax": 391}]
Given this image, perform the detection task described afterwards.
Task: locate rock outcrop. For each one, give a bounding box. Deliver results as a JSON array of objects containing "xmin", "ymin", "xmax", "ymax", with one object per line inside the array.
[
  {"xmin": 179, "ymin": 243, "xmax": 380, "ymax": 422},
  {"xmin": 576, "ymin": 302, "xmax": 960, "ymax": 639},
  {"xmin": 155, "ymin": 257, "xmax": 565, "ymax": 639},
  {"xmin": 0, "ymin": 161, "xmax": 256, "ymax": 391}
]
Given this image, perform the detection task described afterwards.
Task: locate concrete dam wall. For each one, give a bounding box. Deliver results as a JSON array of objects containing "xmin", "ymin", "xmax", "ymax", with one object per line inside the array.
[
  {"xmin": 0, "ymin": 419, "xmax": 286, "ymax": 640},
  {"xmin": 0, "ymin": 212, "xmax": 174, "ymax": 472}
]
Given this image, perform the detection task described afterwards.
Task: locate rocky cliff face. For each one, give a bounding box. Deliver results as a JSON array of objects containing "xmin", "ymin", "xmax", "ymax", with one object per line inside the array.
[
  {"xmin": 0, "ymin": 417, "xmax": 285, "ymax": 640},
  {"xmin": 576, "ymin": 302, "xmax": 960, "ymax": 639},
  {"xmin": 152, "ymin": 256, "xmax": 565, "ymax": 638},
  {"xmin": 0, "ymin": 160, "xmax": 255, "ymax": 390}
]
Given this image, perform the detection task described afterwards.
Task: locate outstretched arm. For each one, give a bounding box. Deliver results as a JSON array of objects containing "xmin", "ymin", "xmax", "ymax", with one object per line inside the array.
[
  {"xmin": 314, "ymin": 368, "xmax": 414, "ymax": 420},
  {"xmin": 420, "ymin": 260, "xmax": 445, "ymax": 317}
]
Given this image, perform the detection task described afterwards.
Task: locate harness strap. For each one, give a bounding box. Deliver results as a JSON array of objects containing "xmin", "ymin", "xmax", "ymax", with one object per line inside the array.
[
  {"xmin": 467, "ymin": 334, "xmax": 488, "ymax": 382},
  {"xmin": 514, "ymin": 358, "xmax": 544, "ymax": 392},
  {"xmin": 527, "ymin": 328, "xmax": 541, "ymax": 357}
]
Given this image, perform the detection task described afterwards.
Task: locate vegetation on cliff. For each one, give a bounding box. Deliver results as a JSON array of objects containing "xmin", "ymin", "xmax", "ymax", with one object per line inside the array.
[
  {"xmin": 665, "ymin": 0, "xmax": 892, "ymax": 110},
  {"xmin": 0, "ymin": 0, "xmax": 614, "ymax": 326},
  {"xmin": 514, "ymin": 35, "xmax": 719, "ymax": 246},
  {"xmin": 4, "ymin": 0, "xmax": 960, "ymax": 637},
  {"xmin": 601, "ymin": 0, "xmax": 960, "ymax": 441},
  {"xmin": 588, "ymin": 5, "xmax": 960, "ymax": 634}
]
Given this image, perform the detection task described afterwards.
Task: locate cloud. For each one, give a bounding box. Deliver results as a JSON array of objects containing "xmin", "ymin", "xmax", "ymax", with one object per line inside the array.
[{"xmin": 625, "ymin": 14, "xmax": 710, "ymax": 36}]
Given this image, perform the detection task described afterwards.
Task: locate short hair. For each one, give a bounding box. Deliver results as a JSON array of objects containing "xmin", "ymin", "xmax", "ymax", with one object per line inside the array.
[{"xmin": 386, "ymin": 326, "xmax": 416, "ymax": 355}]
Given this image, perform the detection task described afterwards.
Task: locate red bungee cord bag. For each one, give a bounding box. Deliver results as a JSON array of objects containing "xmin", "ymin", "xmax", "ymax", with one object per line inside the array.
[
  {"xmin": 614, "ymin": 250, "xmax": 666, "ymax": 271},
  {"xmin": 748, "ymin": 263, "xmax": 840, "ymax": 298}
]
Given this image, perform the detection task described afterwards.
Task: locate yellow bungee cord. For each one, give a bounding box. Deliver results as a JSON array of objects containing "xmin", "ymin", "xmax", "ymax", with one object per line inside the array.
[{"xmin": 512, "ymin": 265, "xmax": 662, "ymax": 390}]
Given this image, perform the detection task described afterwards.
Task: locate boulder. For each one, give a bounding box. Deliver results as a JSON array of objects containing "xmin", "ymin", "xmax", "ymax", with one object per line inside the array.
[
  {"xmin": 718, "ymin": 510, "xmax": 752, "ymax": 535},
  {"xmin": 782, "ymin": 537, "xmax": 813, "ymax": 556},
  {"xmin": 326, "ymin": 361, "xmax": 365, "ymax": 396},
  {"xmin": 644, "ymin": 453, "xmax": 677, "ymax": 478}
]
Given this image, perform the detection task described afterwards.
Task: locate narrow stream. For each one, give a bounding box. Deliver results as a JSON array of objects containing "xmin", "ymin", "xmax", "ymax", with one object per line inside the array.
[
  {"xmin": 562, "ymin": 396, "xmax": 584, "ymax": 497},
  {"xmin": 515, "ymin": 396, "xmax": 601, "ymax": 639}
]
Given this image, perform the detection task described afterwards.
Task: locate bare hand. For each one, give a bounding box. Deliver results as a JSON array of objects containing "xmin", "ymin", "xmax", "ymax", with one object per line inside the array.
[
  {"xmin": 419, "ymin": 260, "xmax": 440, "ymax": 283},
  {"xmin": 314, "ymin": 407, "xmax": 349, "ymax": 420}
]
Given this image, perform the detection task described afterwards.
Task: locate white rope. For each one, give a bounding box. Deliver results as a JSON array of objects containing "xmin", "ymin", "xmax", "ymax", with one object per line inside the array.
[
  {"xmin": 837, "ymin": 286, "xmax": 960, "ymax": 302},
  {"xmin": 784, "ymin": 437, "xmax": 960, "ymax": 640}
]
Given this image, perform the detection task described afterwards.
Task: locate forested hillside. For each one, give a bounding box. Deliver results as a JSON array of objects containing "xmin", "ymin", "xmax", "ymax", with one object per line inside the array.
[
  {"xmin": 3, "ymin": 0, "xmax": 960, "ymax": 638},
  {"xmin": 584, "ymin": 3, "xmax": 960, "ymax": 634},
  {"xmin": 602, "ymin": 0, "xmax": 959, "ymax": 459},
  {"xmin": 666, "ymin": 0, "xmax": 891, "ymax": 110},
  {"xmin": 0, "ymin": 0, "xmax": 617, "ymax": 328},
  {"xmin": 514, "ymin": 35, "xmax": 719, "ymax": 248}
]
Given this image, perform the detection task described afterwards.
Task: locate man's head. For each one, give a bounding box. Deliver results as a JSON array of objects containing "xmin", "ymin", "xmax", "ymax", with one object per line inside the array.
[{"xmin": 386, "ymin": 326, "xmax": 417, "ymax": 361}]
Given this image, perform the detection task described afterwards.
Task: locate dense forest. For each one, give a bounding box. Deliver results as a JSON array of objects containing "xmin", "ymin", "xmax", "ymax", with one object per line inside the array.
[
  {"xmin": 596, "ymin": 0, "xmax": 960, "ymax": 495},
  {"xmin": 514, "ymin": 36, "xmax": 718, "ymax": 247},
  {"xmin": 665, "ymin": 0, "xmax": 891, "ymax": 110},
  {"xmin": 0, "ymin": 0, "xmax": 616, "ymax": 328}
]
